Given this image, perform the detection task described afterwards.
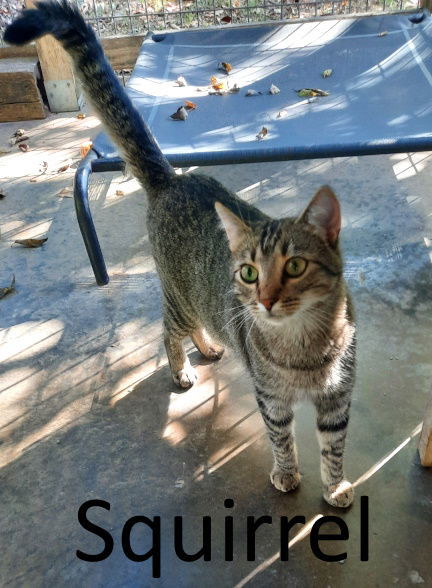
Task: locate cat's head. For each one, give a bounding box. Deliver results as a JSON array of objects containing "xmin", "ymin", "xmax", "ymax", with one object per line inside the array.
[{"xmin": 215, "ymin": 185, "xmax": 343, "ymax": 325}]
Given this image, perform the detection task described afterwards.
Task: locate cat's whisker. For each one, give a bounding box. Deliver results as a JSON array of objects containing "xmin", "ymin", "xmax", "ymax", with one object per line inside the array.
[
  {"xmin": 245, "ymin": 316, "xmax": 257, "ymax": 347},
  {"xmin": 222, "ymin": 307, "xmax": 251, "ymax": 331}
]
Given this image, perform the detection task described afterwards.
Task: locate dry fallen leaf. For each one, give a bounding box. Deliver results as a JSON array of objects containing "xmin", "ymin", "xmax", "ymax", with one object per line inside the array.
[
  {"xmin": 210, "ymin": 76, "xmax": 226, "ymax": 91},
  {"xmin": 256, "ymin": 127, "xmax": 268, "ymax": 140},
  {"xmin": 9, "ymin": 135, "xmax": 29, "ymax": 146},
  {"xmin": 57, "ymin": 187, "xmax": 73, "ymax": 197},
  {"xmin": 0, "ymin": 275, "xmax": 15, "ymax": 300},
  {"xmin": 115, "ymin": 189, "xmax": 125, "ymax": 196},
  {"xmin": 245, "ymin": 89, "xmax": 260, "ymax": 96},
  {"xmin": 218, "ymin": 61, "xmax": 232, "ymax": 74},
  {"xmin": 229, "ymin": 83, "xmax": 241, "ymax": 94},
  {"xmin": 29, "ymin": 178, "xmax": 37, "ymax": 183},
  {"xmin": 184, "ymin": 100, "xmax": 197, "ymax": 110},
  {"xmin": 14, "ymin": 238, "xmax": 48, "ymax": 248},
  {"xmin": 296, "ymin": 88, "xmax": 329, "ymax": 97},
  {"xmin": 77, "ymin": 113, "xmax": 86, "ymax": 119},
  {"xmin": 39, "ymin": 161, "xmax": 48, "ymax": 174},
  {"xmin": 220, "ymin": 15, "xmax": 232, "ymax": 23},
  {"xmin": 176, "ymin": 76, "xmax": 187, "ymax": 87},
  {"xmin": 170, "ymin": 106, "xmax": 188, "ymax": 121},
  {"xmin": 322, "ymin": 69, "xmax": 333, "ymax": 78},
  {"xmin": 18, "ymin": 143, "xmax": 29, "ymax": 152},
  {"xmin": 269, "ymin": 84, "xmax": 280, "ymax": 95},
  {"xmin": 378, "ymin": 31, "xmax": 388, "ymax": 37},
  {"xmin": 57, "ymin": 161, "xmax": 72, "ymax": 173},
  {"xmin": 80, "ymin": 141, "xmax": 93, "ymax": 158}
]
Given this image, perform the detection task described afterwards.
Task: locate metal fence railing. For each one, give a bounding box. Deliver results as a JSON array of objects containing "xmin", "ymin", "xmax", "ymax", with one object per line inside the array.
[
  {"xmin": 79, "ymin": 0, "xmax": 420, "ymax": 36},
  {"xmin": 0, "ymin": 0, "xmax": 421, "ymax": 43}
]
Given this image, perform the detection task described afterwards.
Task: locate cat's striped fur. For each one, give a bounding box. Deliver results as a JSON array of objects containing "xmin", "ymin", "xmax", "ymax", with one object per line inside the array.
[{"xmin": 4, "ymin": 1, "xmax": 356, "ymax": 507}]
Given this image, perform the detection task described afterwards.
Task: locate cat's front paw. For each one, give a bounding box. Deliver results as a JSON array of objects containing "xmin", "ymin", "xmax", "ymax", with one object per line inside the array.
[
  {"xmin": 172, "ymin": 364, "xmax": 197, "ymax": 389},
  {"xmin": 323, "ymin": 480, "xmax": 354, "ymax": 508},
  {"xmin": 270, "ymin": 468, "xmax": 301, "ymax": 492}
]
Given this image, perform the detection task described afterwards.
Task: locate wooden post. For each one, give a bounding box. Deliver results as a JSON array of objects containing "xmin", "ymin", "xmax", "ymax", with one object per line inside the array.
[
  {"xmin": 419, "ymin": 391, "xmax": 432, "ymax": 467},
  {"xmin": 26, "ymin": 0, "xmax": 79, "ymax": 112}
]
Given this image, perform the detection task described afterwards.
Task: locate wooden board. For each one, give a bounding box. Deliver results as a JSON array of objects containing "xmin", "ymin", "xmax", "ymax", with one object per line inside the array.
[
  {"xmin": 0, "ymin": 58, "xmax": 41, "ymax": 104},
  {"xmin": 101, "ymin": 35, "xmax": 144, "ymax": 69},
  {"xmin": 25, "ymin": 0, "xmax": 78, "ymax": 112},
  {"xmin": 0, "ymin": 57, "xmax": 46, "ymax": 122},
  {"xmin": 419, "ymin": 394, "xmax": 432, "ymax": 467},
  {"xmin": 1, "ymin": 34, "xmax": 144, "ymax": 70},
  {"xmin": 0, "ymin": 101, "xmax": 45, "ymax": 122}
]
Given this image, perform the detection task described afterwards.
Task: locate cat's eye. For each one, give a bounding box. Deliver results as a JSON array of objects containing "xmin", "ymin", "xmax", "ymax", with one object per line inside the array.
[
  {"xmin": 285, "ymin": 257, "xmax": 307, "ymax": 277},
  {"xmin": 240, "ymin": 264, "xmax": 259, "ymax": 283}
]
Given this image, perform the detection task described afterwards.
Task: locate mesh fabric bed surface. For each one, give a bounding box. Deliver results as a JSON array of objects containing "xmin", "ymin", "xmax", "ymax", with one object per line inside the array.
[{"xmin": 95, "ymin": 12, "xmax": 432, "ymax": 166}]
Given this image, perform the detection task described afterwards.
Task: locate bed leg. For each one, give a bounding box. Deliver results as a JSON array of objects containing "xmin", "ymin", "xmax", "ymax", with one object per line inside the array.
[{"xmin": 74, "ymin": 151, "xmax": 110, "ymax": 286}]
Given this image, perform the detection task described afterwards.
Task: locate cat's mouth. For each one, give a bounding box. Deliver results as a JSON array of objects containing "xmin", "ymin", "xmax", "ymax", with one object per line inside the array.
[{"xmin": 255, "ymin": 304, "xmax": 299, "ymax": 323}]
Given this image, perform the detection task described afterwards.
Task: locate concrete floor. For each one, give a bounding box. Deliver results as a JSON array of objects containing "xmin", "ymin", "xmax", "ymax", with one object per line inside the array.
[{"xmin": 0, "ymin": 113, "xmax": 431, "ymax": 587}]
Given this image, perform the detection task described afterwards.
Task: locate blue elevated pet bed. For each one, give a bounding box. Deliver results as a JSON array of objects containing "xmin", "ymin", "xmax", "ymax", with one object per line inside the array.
[{"xmin": 75, "ymin": 11, "xmax": 432, "ymax": 284}]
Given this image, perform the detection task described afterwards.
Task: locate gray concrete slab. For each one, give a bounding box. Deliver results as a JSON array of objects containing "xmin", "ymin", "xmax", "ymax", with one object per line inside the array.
[{"xmin": 0, "ymin": 113, "xmax": 431, "ymax": 587}]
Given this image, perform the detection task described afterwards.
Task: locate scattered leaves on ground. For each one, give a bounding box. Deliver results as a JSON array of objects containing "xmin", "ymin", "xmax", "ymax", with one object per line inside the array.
[
  {"xmin": 184, "ymin": 100, "xmax": 197, "ymax": 110},
  {"xmin": 57, "ymin": 163, "xmax": 71, "ymax": 173},
  {"xmin": 80, "ymin": 141, "xmax": 93, "ymax": 158},
  {"xmin": 57, "ymin": 187, "xmax": 73, "ymax": 197},
  {"xmin": 9, "ymin": 135, "xmax": 29, "ymax": 146},
  {"xmin": 18, "ymin": 143, "xmax": 29, "ymax": 152},
  {"xmin": 246, "ymin": 89, "xmax": 260, "ymax": 96},
  {"xmin": 269, "ymin": 84, "xmax": 280, "ymax": 95},
  {"xmin": 170, "ymin": 106, "xmax": 188, "ymax": 121},
  {"xmin": 77, "ymin": 113, "xmax": 86, "ymax": 119},
  {"xmin": 296, "ymin": 88, "xmax": 329, "ymax": 97},
  {"xmin": 256, "ymin": 127, "xmax": 268, "ymax": 140},
  {"xmin": 115, "ymin": 189, "xmax": 125, "ymax": 196},
  {"xmin": 229, "ymin": 83, "xmax": 241, "ymax": 94},
  {"xmin": 322, "ymin": 69, "xmax": 333, "ymax": 78},
  {"xmin": 0, "ymin": 275, "xmax": 15, "ymax": 300},
  {"xmin": 13, "ymin": 129, "xmax": 26, "ymax": 138},
  {"xmin": 220, "ymin": 15, "xmax": 232, "ymax": 23},
  {"xmin": 175, "ymin": 76, "xmax": 187, "ymax": 87},
  {"xmin": 14, "ymin": 238, "xmax": 48, "ymax": 248},
  {"xmin": 210, "ymin": 76, "xmax": 226, "ymax": 91},
  {"xmin": 218, "ymin": 61, "xmax": 232, "ymax": 74},
  {"xmin": 378, "ymin": 31, "xmax": 388, "ymax": 37},
  {"xmin": 39, "ymin": 161, "xmax": 48, "ymax": 174}
]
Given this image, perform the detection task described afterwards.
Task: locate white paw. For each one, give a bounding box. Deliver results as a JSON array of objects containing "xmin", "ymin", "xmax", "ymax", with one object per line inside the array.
[
  {"xmin": 270, "ymin": 468, "xmax": 301, "ymax": 492},
  {"xmin": 323, "ymin": 480, "xmax": 354, "ymax": 508},
  {"xmin": 172, "ymin": 363, "xmax": 197, "ymax": 389}
]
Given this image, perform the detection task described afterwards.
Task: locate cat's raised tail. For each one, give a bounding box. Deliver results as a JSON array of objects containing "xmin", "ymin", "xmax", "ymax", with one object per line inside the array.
[{"xmin": 4, "ymin": 0, "xmax": 174, "ymax": 191}]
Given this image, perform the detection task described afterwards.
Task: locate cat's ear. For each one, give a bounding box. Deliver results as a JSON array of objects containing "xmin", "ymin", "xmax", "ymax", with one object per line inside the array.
[
  {"xmin": 215, "ymin": 202, "xmax": 250, "ymax": 252},
  {"xmin": 297, "ymin": 185, "xmax": 341, "ymax": 247}
]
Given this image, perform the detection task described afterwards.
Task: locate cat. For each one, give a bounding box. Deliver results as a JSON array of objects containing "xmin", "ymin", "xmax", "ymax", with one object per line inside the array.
[{"xmin": 4, "ymin": 1, "xmax": 356, "ymax": 507}]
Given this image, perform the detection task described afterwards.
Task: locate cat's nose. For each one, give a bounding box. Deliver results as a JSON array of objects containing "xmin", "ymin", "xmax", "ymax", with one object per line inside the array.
[{"xmin": 260, "ymin": 298, "xmax": 276, "ymax": 311}]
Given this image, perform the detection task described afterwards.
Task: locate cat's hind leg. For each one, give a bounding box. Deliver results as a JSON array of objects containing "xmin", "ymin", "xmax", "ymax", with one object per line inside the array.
[
  {"xmin": 163, "ymin": 300, "xmax": 197, "ymax": 389},
  {"xmin": 192, "ymin": 328, "xmax": 224, "ymax": 361}
]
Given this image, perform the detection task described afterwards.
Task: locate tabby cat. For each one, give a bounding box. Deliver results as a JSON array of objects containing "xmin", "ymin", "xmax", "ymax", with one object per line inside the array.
[{"xmin": 5, "ymin": 1, "xmax": 356, "ymax": 507}]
